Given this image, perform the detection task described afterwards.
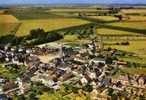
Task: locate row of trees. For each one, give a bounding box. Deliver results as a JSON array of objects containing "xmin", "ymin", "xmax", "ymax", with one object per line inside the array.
[
  {"xmin": 22, "ymin": 28, "xmax": 63, "ymax": 46},
  {"xmin": 0, "ymin": 28, "xmax": 63, "ymax": 46}
]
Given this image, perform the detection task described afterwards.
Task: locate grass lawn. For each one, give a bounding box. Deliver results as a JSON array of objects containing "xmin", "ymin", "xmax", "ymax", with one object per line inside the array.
[{"xmin": 16, "ymin": 18, "xmax": 90, "ymax": 36}]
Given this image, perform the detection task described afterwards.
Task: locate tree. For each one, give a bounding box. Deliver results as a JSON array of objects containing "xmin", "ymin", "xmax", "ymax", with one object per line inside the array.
[
  {"xmin": 17, "ymin": 95, "xmax": 25, "ymax": 100},
  {"xmin": 82, "ymin": 84, "xmax": 93, "ymax": 92},
  {"xmin": 114, "ymin": 15, "xmax": 123, "ymax": 21},
  {"xmin": 27, "ymin": 92, "xmax": 38, "ymax": 100},
  {"xmin": 29, "ymin": 28, "xmax": 46, "ymax": 39}
]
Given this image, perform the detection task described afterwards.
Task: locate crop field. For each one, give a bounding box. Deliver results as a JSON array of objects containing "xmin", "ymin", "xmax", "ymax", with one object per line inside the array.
[
  {"xmin": 108, "ymin": 22, "xmax": 146, "ymax": 31},
  {"xmin": 8, "ymin": 8, "xmax": 63, "ymax": 20},
  {"xmin": 87, "ymin": 16, "xmax": 146, "ymax": 35},
  {"xmin": 90, "ymin": 15, "xmax": 146, "ymax": 64},
  {"xmin": 88, "ymin": 16, "xmax": 118, "ymax": 22},
  {"xmin": 97, "ymin": 22, "xmax": 146, "ymax": 35},
  {"xmin": 104, "ymin": 40, "xmax": 146, "ymax": 64},
  {"xmin": 0, "ymin": 15, "xmax": 18, "ymax": 22},
  {"xmin": 0, "ymin": 23, "xmax": 19, "ymax": 36},
  {"xmin": 89, "ymin": 15, "xmax": 146, "ymax": 22},
  {"xmin": 0, "ymin": 10, "xmax": 5, "ymax": 14},
  {"xmin": 121, "ymin": 9, "xmax": 146, "ymax": 14},
  {"xmin": 97, "ymin": 28, "xmax": 141, "ymax": 35},
  {"xmin": 107, "ymin": 41, "xmax": 146, "ymax": 56},
  {"xmin": 16, "ymin": 18, "xmax": 90, "ymax": 36},
  {"xmin": 49, "ymin": 8, "xmax": 98, "ymax": 12},
  {"xmin": 0, "ymin": 15, "xmax": 19, "ymax": 36},
  {"xmin": 128, "ymin": 16, "xmax": 146, "ymax": 21}
]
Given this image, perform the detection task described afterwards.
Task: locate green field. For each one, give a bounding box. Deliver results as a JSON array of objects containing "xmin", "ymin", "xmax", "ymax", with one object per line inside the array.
[
  {"xmin": 88, "ymin": 16, "xmax": 146, "ymax": 64},
  {"xmin": 7, "ymin": 8, "xmax": 62, "ymax": 20},
  {"xmin": 108, "ymin": 41, "xmax": 146, "ymax": 56},
  {"xmin": 87, "ymin": 16, "xmax": 146, "ymax": 35},
  {"xmin": 16, "ymin": 18, "xmax": 90, "ymax": 36},
  {"xmin": 97, "ymin": 27, "xmax": 142, "ymax": 35},
  {"xmin": 104, "ymin": 40, "xmax": 146, "ymax": 64},
  {"xmin": 88, "ymin": 16, "xmax": 118, "ymax": 22},
  {"xmin": 108, "ymin": 22, "xmax": 146, "ymax": 31}
]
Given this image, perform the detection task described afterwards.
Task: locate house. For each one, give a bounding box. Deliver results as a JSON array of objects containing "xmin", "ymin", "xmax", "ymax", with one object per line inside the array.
[
  {"xmin": 137, "ymin": 75, "xmax": 146, "ymax": 87},
  {"xmin": 59, "ymin": 73, "xmax": 74, "ymax": 81},
  {"xmin": 0, "ymin": 78, "xmax": 6, "ymax": 84},
  {"xmin": 0, "ymin": 94, "xmax": 7, "ymax": 100},
  {"xmin": 100, "ymin": 77, "xmax": 112, "ymax": 87},
  {"xmin": 80, "ymin": 77, "xmax": 88, "ymax": 85},
  {"xmin": 113, "ymin": 60, "xmax": 127, "ymax": 66},
  {"xmin": 112, "ymin": 81, "xmax": 123, "ymax": 90},
  {"xmin": 55, "ymin": 68, "xmax": 66, "ymax": 77},
  {"xmin": 118, "ymin": 75, "xmax": 130, "ymax": 85},
  {"xmin": 2, "ymin": 81, "xmax": 18, "ymax": 92},
  {"xmin": 90, "ymin": 57, "xmax": 105, "ymax": 64}
]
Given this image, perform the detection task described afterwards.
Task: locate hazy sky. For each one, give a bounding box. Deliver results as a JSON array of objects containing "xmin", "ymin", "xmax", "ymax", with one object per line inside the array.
[{"xmin": 0, "ymin": 0, "xmax": 146, "ymax": 4}]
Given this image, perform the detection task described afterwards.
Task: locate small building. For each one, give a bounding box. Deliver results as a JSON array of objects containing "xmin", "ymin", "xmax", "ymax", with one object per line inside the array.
[{"xmin": 90, "ymin": 58, "xmax": 105, "ymax": 64}]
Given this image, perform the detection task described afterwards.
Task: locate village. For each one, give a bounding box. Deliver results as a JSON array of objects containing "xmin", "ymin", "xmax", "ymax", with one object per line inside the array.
[{"xmin": 0, "ymin": 39, "xmax": 146, "ymax": 100}]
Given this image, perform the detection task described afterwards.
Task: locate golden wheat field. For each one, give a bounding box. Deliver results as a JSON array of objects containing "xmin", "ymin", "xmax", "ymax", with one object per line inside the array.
[
  {"xmin": 0, "ymin": 14, "xmax": 18, "ymax": 23},
  {"xmin": 0, "ymin": 15, "xmax": 19, "ymax": 35}
]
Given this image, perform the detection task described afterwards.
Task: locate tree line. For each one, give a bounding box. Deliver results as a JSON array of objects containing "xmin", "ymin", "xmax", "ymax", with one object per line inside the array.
[{"xmin": 0, "ymin": 28, "xmax": 63, "ymax": 46}]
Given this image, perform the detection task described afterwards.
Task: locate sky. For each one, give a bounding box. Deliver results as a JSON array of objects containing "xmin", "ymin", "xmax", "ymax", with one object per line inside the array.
[{"xmin": 0, "ymin": 0, "xmax": 146, "ymax": 4}]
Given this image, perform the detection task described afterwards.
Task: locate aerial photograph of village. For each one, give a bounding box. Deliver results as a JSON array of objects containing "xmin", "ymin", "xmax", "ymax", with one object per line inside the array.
[{"xmin": 0, "ymin": 0, "xmax": 146, "ymax": 100}]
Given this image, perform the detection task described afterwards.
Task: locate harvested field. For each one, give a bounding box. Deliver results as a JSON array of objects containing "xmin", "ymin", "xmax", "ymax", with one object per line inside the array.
[
  {"xmin": 0, "ymin": 15, "xmax": 19, "ymax": 36},
  {"xmin": 0, "ymin": 15, "xmax": 18, "ymax": 23}
]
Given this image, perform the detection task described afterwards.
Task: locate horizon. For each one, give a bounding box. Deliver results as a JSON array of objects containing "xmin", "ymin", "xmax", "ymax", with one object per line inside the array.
[{"xmin": 0, "ymin": 0, "xmax": 146, "ymax": 5}]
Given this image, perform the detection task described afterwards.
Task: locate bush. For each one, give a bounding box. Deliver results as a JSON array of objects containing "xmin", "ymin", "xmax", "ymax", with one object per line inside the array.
[
  {"xmin": 22, "ymin": 29, "xmax": 63, "ymax": 46},
  {"xmin": 121, "ymin": 41, "xmax": 130, "ymax": 45},
  {"xmin": 82, "ymin": 84, "xmax": 93, "ymax": 92}
]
